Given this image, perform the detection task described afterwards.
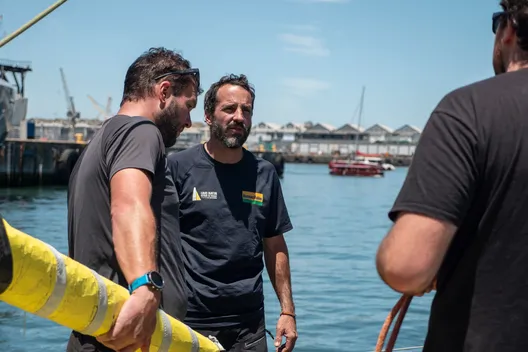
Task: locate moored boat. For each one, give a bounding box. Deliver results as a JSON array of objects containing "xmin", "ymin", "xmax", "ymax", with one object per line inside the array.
[{"xmin": 329, "ymin": 159, "xmax": 384, "ymax": 177}]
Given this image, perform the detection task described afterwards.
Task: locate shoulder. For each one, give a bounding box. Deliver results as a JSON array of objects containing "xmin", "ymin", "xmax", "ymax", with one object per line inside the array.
[
  {"xmin": 105, "ymin": 115, "xmax": 162, "ymax": 145},
  {"xmin": 167, "ymin": 144, "xmax": 203, "ymax": 164},
  {"xmin": 250, "ymin": 152, "xmax": 281, "ymax": 184},
  {"xmin": 167, "ymin": 144, "xmax": 204, "ymax": 178},
  {"xmin": 436, "ymin": 71, "xmax": 527, "ymax": 117},
  {"xmin": 244, "ymin": 150, "xmax": 277, "ymax": 175}
]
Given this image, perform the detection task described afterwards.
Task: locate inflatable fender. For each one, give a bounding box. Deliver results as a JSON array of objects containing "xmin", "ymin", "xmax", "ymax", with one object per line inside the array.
[{"xmin": 0, "ymin": 214, "xmax": 224, "ymax": 352}]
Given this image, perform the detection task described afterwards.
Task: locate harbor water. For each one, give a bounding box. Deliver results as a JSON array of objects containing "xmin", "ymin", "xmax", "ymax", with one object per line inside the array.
[{"xmin": 0, "ymin": 163, "xmax": 433, "ymax": 352}]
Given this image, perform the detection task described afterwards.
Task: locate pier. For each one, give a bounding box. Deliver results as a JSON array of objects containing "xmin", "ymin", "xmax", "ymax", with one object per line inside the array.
[{"xmin": 0, "ymin": 138, "xmax": 84, "ymax": 187}]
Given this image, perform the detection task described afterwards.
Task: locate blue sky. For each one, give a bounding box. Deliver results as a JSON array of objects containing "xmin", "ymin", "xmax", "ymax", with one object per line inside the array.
[{"xmin": 0, "ymin": 0, "xmax": 501, "ymax": 130}]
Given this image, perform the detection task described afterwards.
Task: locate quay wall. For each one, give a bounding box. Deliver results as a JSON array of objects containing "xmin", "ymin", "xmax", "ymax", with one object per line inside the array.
[
  {"xmin": 282, "ymin": 153, "xmax": 413, "ymax": 166},
  {"xmin": 0, "ymin": 139, "xmax": 85, "ymax": 188},
  {"xmin": 0, "ymin": 141, "xmax": 412, "ymax": 188}
]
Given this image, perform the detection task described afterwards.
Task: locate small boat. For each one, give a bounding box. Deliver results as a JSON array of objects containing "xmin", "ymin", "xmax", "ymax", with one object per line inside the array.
[
  {"xmin": 329, "ymin": 159, "xmax": 384, "ymax": 177},
  {"xmin": 328, "ymin": 86, "xmax": 385, "ymax": 177}
]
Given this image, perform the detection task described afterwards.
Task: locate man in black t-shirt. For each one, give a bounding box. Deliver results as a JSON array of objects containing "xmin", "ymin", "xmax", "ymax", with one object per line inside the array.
[
  {"xmin": 66, "ymin": 47, "xmax": 201, "ymax": 352},
  {"xmin": 168, "ymin": 74, "xmax": 297, "ymax": 352},
  {"xmin": 376, "ymin": 2, "xmax": 528, "ymax": 351}
]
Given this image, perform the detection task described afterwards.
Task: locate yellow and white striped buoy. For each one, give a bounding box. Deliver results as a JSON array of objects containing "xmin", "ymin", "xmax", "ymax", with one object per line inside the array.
[{"xmin": 0, "ymin": 215, "xmax": 224, "ymax": 352}]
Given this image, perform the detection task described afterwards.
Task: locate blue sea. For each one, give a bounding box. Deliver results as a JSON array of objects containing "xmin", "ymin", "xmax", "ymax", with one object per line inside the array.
[{"xmin": 0, "ymin": 163, "xmax": 432, "ymax": 351}]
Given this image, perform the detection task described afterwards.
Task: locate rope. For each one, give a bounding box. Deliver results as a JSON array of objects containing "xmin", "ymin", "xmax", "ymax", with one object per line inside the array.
[{"xmin": 374, "ymin": 294, "xmax": 413, "ymax": 352}]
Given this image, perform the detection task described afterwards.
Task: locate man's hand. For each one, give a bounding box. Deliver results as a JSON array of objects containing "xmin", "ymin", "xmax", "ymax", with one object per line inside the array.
[
  {"xmin": 96, "ymin": 286, "xmax": 160, "ymax": 352},
  {"xmin": 274, "ymin": 314, "xmax": 297, "ymax": 352}
]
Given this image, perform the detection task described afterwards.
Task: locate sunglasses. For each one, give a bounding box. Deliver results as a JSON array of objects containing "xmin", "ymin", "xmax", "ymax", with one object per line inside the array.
[
  {"xmin": 154, "ymin": 68, "xmax": 200, "ymax": 89},
  {"xmin": 492, "ymin": 11, "xmax": 508, "ymax": 34}
]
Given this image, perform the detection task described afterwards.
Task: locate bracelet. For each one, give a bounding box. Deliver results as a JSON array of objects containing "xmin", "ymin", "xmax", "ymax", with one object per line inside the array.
[{"xmin": 280, "ymin": 311, "xmax": 296, "ymax": 319}]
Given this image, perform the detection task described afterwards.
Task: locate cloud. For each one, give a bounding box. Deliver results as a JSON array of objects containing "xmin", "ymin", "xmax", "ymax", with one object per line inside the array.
[
  {"xmin": 278, "ymin": 33, "xmax": 330, "ymax": 57},
  {"xmin": 281, "ymin": 78, "xmax": 330, "ymax": 97}
]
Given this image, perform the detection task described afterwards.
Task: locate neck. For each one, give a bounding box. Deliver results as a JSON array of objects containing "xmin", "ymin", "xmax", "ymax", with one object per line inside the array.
[
  {"xmin": 117, "ymin": 100, "xmax": 156, "ymax": 122},
  {"xmin": 506, "ymin": 49, "xmax": 528, "ymax": 72},
  {"xmin": 507, "ymin": 61, "xmax": 528, "ymax": 72},
  {"xmin": 204, "ymin": 138, "xmax": 244, "ymax": 164}
]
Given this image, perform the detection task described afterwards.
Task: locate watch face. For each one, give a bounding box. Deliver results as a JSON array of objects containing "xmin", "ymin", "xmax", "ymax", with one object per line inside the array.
[{"xmin": 149, "ymin": 271, "xmax": 164, "ymax": 288}]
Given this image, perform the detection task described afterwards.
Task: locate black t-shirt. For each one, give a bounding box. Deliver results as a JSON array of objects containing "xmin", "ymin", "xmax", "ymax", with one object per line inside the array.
[
  {"xmin": 389, "ymin": 68, "xmax": 528, "ymax": 352},
  {"xmin": 67, "ymin": 115, "xmax": 187, "ymax": 323},
  {"xmin": 167, "ymin": 144, "xmax": 293, "ymax": 329}
]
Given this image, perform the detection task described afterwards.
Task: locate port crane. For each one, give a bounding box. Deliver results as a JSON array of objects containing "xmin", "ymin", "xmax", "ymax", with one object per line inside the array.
[
  {"xmin": 87, "ymin": 95, "xmax": 113, "ymax": 119},
  {"xmin": 60, "ymin": 67, "xmax": 80, "ymax": 139}
]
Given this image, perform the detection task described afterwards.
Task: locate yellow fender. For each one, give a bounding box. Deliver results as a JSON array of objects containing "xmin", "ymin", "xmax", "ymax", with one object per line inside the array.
[{"xmin": 0, "ymin": 215, "xmax": 224, "ymax": 352}]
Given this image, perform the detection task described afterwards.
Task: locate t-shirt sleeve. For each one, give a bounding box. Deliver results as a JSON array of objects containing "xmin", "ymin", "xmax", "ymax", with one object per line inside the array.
[
  {"xmin": 106, "ymin": 121, "xmax": 164, "ymax": 180},
  {"xmin": 388, "ymin": 105, "xmax": 479, "ymax": 227},
  {"xmin": 265, "ymin": 169, "xmax": 294, "ymax": 238}
]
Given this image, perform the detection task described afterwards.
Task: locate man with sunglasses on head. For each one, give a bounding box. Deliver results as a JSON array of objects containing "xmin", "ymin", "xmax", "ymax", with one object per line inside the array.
[
  {"xmin": 66, "ymin": 47, "xmax": 201, "ymax": 352},
  {"xmin": 167, "ymin": 74, "xmax": 297, "ymax": 352},
  {"xmin": 376, "ymin": 1, "xmax": 528, "ymax": 351}
]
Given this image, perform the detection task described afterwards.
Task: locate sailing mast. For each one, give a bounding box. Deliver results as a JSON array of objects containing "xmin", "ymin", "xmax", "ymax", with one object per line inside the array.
[{"xmin": 354, "ymin": 86, "xmax": 366, "ymax": 158}]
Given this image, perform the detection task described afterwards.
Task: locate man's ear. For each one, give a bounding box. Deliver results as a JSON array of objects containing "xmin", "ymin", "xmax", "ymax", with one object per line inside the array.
[
  {"xmin": 204, "ymin": 113, "xmax": 213, "ymax": 126},
  {"xmin": 157, "ymin": 81, "xmax": 171, "ymax": 105}
]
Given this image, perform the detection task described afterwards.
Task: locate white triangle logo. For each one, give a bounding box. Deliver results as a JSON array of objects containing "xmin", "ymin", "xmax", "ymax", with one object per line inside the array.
[{"xmin": 192, "ymin": 187, "xmax": 201, "ymax": 201}]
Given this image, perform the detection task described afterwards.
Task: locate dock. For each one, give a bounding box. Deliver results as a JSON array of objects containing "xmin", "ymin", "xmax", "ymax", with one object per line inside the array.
[
  {"xmin": 0, "ymin": 138, "xmax": 85, "ymax": 187},
  {"xmin": 281, "ymin": 153, "xmax": 412, "ymax": 166},
  {"xmin": 0, "ymin": 141, "xmax": 414, "ymax": 188}
]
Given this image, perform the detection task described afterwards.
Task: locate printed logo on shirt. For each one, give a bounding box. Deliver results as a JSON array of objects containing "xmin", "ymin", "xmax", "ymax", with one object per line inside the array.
[
  {"xmin": 192, "ymin": 187, "xmax": 201, "ymax": 201},
  {"xmin": 192, "ymin": 187, "xmax": 217, "ymax": 201},
  {"xmin": 242, "ymin": 191, "xmax": 264, "ymax": 206}
]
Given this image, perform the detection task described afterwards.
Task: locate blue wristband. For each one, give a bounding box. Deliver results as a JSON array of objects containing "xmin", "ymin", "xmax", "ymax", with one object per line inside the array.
[{"xmin": 128, "ymin": 271, "xmax": 164, "ymax": 294}]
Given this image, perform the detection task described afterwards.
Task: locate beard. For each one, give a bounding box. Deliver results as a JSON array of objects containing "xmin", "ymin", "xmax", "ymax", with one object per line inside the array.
[
  {"xmin": 154, "ymin": 100, "xmax": 184, "ymax": 147},
  {"xmin": 211, "ymin": 119, "xmax": 251, "ymax": 148}
]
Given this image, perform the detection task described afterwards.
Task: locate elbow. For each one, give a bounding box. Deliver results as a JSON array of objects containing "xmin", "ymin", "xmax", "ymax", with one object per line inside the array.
[{"xmin": 376, "ymin": 254, "xmax": 434, "ymax": 295}]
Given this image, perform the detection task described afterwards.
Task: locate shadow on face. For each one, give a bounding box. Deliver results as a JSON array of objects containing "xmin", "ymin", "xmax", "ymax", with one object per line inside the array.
[{"xmin": 155, "ymin": 84, "xmax": 197, "ymax": 147}]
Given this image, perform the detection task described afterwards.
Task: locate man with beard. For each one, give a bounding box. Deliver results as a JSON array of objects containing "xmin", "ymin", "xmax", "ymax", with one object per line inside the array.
[
  {"xmin": 66, "ymin": 47, "xmax": 201, "ymax": 352},
  {"xmin": 167, "ymin": 74, "xmax": 298, "ymax": 352},
  {"xmin": 375, "ymin": 1, "xmax": 528, "ymax": 351}
]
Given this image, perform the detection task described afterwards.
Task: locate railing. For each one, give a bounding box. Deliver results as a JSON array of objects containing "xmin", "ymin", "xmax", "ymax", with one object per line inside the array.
[{"xmin": 0, "ymin": 59, "xmax": 32, "ymax": 70}]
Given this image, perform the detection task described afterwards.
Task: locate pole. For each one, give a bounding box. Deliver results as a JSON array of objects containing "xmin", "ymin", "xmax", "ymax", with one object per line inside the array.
[
  {"xmin": 0, "ymin": 0, "xmax": 69, "ymax": 48},
  {"xmin": 354, "ymin": 85, "xmax": 366, "ymax": 156}
]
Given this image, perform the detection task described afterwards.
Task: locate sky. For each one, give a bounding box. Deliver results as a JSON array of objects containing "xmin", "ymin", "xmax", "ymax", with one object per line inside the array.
[{"xmin": 0, "ymin": 0, "xmax": 502, "ymax": 131}]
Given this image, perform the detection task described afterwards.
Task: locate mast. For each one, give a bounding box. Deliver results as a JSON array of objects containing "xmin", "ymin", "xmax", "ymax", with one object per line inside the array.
[
  {"xmin": 0, "ymin": 0, "xmax": 69, "ymax": 48},
  {"xmin": 354, "ymin": 86, "xmax": 365, "ymax": 157}
]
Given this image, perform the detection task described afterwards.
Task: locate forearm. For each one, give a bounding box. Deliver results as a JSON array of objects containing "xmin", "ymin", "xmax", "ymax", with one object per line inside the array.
[
  {"xmin": 265, "ymin": 243, "xmax": 295, "ymax": 313},
  {"xmin": 112, "ymin": 201, "xmax": 157, "ymax": 284}
]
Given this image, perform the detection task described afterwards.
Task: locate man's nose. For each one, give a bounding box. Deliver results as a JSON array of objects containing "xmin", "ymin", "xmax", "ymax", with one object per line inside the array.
[
  {"xmin": 233, "ymin": 108, "xmax": 244, "ymax": 122},
  {"xmin": 185, "ymin": 114, "xmax": 192, "ymax": 128}
]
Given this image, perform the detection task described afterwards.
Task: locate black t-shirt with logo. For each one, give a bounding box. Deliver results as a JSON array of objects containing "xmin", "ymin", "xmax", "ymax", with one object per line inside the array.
[
  {"xmin": 168, "ymin": 144, "xmax": 293, "ymax": 329},
  {"xmin": 389, "ymin": 68, "xmax": 528, "ymax": 352}
]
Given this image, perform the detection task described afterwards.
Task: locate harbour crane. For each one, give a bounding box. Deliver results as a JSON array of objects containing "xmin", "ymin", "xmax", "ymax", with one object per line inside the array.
[
  {"xmin": 87, "ymin": 95, "xmax": 113, "ymax": 119},
  {"xmin": 59, "ymin": 67, "xmax": 80, "ymax": 140}
]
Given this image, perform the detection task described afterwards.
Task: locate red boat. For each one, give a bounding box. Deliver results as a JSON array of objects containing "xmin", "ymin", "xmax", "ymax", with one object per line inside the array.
[
  {"xmin": 328, "ymin": 160, "xmax": 384, "ymax": 177},
  {"xmin": 328, "ymin": 86, "xmax": 385, "ymax": 177}
]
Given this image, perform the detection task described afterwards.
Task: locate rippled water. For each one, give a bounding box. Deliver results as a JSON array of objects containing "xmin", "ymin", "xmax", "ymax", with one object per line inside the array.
[{"xmin": 0, "ymin": 163, "xmax": 433, "ymax": 351}]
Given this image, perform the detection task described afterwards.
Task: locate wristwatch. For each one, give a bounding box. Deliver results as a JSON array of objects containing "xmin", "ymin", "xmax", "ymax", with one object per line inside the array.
[{"xmin": 128, "ymin": 271, "xmax": 165, "ymax": 294}]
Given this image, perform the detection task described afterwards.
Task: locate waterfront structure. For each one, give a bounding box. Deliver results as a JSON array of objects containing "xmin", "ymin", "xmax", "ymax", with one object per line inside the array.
[
  {"xmin": 22, "ymin": 118, "xmax": 421, "ymax": 156},
  {"xmin": 246, "ymin": 121, "xmax": 422, "ymax": 156}
]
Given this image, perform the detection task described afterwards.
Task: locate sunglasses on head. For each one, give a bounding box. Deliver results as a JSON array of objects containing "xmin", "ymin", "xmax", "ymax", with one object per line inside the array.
[
  {"xmin": 492, "ymin": 11, "xmax": 510, "ymax": 34},
  {"xmin": 154, "ymin": 68, "xmax": 200, "ymax": 89}
]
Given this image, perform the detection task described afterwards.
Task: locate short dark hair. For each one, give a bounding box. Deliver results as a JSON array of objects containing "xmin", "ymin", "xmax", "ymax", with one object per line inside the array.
[
  {"xmin": 500, "ymin": 0, "xmax": 528, "ymax": 51},
  {"xmin": 203, "ymin": 74, "xmax": 255, "ymax": 117},
  {"xmin": 120, "ymin": 47, "xmax": 202, "ymax": 106}
]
